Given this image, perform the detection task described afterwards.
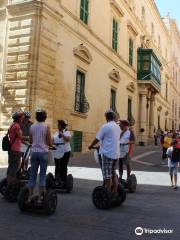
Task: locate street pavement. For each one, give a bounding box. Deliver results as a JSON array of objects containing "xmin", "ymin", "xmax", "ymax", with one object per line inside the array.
[{"xmin": 0, "ymin": 145, "xmax": 180, "ymax": 240}]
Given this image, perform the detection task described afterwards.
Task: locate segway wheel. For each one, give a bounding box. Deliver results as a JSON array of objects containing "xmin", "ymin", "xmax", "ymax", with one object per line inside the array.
[
  {"xmin": 0, "ymin": 178, "xmax": 7, "ymax": 196},
  {"xmin": 128, "ymin": 174, "xmax": 137, "ymax": 193},
  {"xmin": 46, "ymin": 173, "xmax": 55, "ymax": 190},
  {"xmin": 118, "ymin": 184, "xmax": 126, "ymax": 204},
  {"xmin": 65, "ymin": 174, "xmax": 73, "ymax": 193},
  {"xmin": 18, "ymin": 187, "xmax": 29, "ymax": 211},
  {"xmin": 5, "ymin": 183, "xmax": 20, "ymax": 202},
  {"xmin": 92, "ymin": 186, "xmax": 111, "ymax": 209},
  {"xmin": 44, "ymin": 190, "xmax": 57, "ymax": 215}
]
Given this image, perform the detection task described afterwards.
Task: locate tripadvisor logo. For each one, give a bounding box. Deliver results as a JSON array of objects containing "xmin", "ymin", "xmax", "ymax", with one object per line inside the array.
[{"xmin": 135, "ymin": 227, "xmax": 174, "ymax": 235}]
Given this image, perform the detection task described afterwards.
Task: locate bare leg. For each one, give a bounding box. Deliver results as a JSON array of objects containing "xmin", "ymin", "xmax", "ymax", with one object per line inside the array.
[
  {"xmin": 127, "ymin": 163, "xmax": 131, "ymax": 179},
  {"xmin": 170, "ymin": 174, "xmax": 173, "ymax": 186},
  {"xmin": 174, "ymin": 174, "xmax": 177, "ymax": 187},
  {"xmin": 104, "ymin": 179, "xmax": 112, "ymax": 191},
  {"xmin": 112, "ymin": 175, "xmax": 118, "ymax": 192}
]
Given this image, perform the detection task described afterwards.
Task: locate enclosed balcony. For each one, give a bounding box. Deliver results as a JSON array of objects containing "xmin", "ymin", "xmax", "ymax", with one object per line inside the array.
[{"xmin": 137, "ymin": 48, "xmax": 161, "ymax": 92}]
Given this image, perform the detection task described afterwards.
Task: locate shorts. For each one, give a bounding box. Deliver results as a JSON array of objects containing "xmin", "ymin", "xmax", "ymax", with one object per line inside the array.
[
  {"xmin": 169, "ymin": 163, "xmax": 178, "ymax": 175},
  {"xmin": 101, "ymin": 155, "xmax": 117, "ymax": 180},
  {"xmin": 7, "ymin": 150, "xmax": 21, "ymax": 177},
  {"xmin": 119, "ymin": 153, "xmax": 131, "ymax": 166}
]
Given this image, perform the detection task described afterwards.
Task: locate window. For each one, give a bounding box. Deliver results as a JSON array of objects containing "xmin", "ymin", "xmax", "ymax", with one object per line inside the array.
[
  {"xmin": 80, "ymin": 0, "xmax": 89, "ymax": 24},
  {"xmin": 129, "ymin": 38, "xmax": 133, "ymax": 66},
  {"xmin": 110, "ymin": 89, "xmax": 116, "ymax": 111},
  {"xmin": 75, "ymin": 70, "xmax": 85, "ymax": 113},
  {"xmin": 112, "ymin": 18, "xmax": 118, "ymax": 52},
  {"xmin": 128, "ymin": 98, "xmax": 132, "ymax": 122}
]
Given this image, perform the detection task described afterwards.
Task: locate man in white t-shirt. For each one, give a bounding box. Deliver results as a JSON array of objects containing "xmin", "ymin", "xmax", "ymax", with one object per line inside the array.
[{"xmin": 88, "ymin": 109, "xmax": 120, "ymax": 192}]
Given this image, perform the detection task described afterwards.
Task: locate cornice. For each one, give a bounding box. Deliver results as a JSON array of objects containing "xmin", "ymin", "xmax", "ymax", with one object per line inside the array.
[
  {"xmin": 127, "ymin": 20, "xmax": 138, "ymax": 36},
  {"xmin": 110, "ymin": 0, "xmax": 124, "ymax": 17}
]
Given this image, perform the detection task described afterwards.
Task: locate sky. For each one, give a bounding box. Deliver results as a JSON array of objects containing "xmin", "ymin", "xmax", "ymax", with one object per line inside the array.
[{"xmin": 155, "ymin": 0, "xmax": 180, "ymax": 29}]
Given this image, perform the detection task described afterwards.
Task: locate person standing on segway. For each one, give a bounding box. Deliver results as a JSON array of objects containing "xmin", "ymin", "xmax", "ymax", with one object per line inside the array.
[
  {"xmin": 88, "ymin": 109, "xmax": 120, "ymax": 193},
  {"xmin": 52, "ymin": 120, "xmax": 72, "ymax": 187},
  {"xmin": 27, "ymin": 109, "xmax": 52, "ymax": 202},
  {"xmin": 20, "ymin": 111, "xmax": 33, "ymax": 173},
  {"xmin": 118, "ymin": 120, "xmax": 131, "ymax": 181},
  {"xmin": 7, "ymin": 111, "xmax": 24, "ymax": 185}
]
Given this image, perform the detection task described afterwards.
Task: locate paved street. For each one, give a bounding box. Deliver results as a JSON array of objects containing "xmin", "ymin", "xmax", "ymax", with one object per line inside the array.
[{"xmin": 0, "ymin": 145, "xmax": 180, "ymax": 240}]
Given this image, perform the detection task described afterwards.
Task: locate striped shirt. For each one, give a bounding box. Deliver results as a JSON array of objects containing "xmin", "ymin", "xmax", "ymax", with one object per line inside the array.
[{"xmin": 30, "ymin": 122, "xmax": 49, "ymax": 152}]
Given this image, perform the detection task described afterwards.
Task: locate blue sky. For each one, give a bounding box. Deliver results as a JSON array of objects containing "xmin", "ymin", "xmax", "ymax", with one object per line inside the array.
[{"xmin": 155, "ymin": 0, "xmax": 180, "ymax": 29}]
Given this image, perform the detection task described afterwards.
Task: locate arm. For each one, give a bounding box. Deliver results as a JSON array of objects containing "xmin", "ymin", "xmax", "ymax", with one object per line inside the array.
[
  {"xmin": 46, "ymin": 126, "xmax": 52, "ymax": 147},
  {"xmin": 88, "ymin": 138, "xmax": 99, "ymax": 150},
  {"xmin": 15, "ymin": 128, "xmax": 23, "ymax": 140},
  {"xmin": 60, "ymin": 131, "xmax": 71, "ymax": 142}
]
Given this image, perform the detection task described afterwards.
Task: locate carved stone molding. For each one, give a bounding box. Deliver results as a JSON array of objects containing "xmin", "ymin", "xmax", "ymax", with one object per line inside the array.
[
  {"xmin": 127, "ymin": 20, "xmax": 138, "ymax": 36},
  {"xmin": 110, "ymin": 0, "xmax": 124, "ymax": 17},
  {"xmin": 165, "ymin": 111, "xmax": 169, "ymax": 116},
  {"xmin": 108, "ymin": 69, "xmax": 120, "ymax": 83},
  {"xmin": 127, "ymin": 82, "xmax": 135, "ymax": 92},
  {"xmin": 73, "ymin": 44, "xmax": 92, "ymax": 64}
]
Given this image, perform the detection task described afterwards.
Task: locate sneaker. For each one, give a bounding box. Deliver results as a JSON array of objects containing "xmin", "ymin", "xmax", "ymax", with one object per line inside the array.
[{"xmin": 173, "ymin": 185, "xmax": 178, "ymax": 190}]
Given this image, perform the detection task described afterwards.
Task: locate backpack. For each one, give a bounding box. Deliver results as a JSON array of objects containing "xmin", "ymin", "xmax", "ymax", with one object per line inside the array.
[
  {"xmin": 2, "ymin": 133, "xmax": 11, "ymax": 151},
  {"xmin": 129, "ymin": 129, "xmax": 135, "ymax": 142},
  {"xmin": 2, "ymin": 125, "xmax": 17, "ymax": 151},
  {"xmin": 171, "ymin": 148, "xmax": 180, "ymax": 163}
]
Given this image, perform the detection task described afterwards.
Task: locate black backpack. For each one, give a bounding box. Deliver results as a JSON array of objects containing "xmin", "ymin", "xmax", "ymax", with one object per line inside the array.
[
  {"xmin": 2, "ymin": 132, "xmax": 11, "ymax": 151},
  {"xmin": 2, "ymin": 125, "xmax": 16, "ymax": 151},
  {"xmin": 171, "ymin": 148, "xmax": 180, "ymax": 163}
]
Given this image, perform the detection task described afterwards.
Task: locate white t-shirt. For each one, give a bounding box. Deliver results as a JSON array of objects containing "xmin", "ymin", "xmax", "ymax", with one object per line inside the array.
[
  {"xmin": 96, "ymin": 121, "xmax": 120, "ymax": 159},
  {"xmin": 52, "ymin": 130, "xmax": 71, "ymax": 159},
  {"xmin": 119, "ymin": 129, "xmax": 130, "ymax": 158}
]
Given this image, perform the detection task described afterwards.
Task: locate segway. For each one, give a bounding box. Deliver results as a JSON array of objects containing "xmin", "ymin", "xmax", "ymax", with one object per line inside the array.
[
  {"xmin": 120, "ymin": 174, "xmax": 137, "ymax": 193},
  {"xmin": 119, "ymin": 156, "xmax": 137, "ymax": 193},
  {"xmin": 18, "ymin": 187, "xmax": 57, "ymax": 215},
  {"xmin": 92, "ymin": 147, "xmax": 126, "ymax": 209},
  {"xmin": 0, "ymin": 144, "xmax": 31, "ymax": 202},
  {"xmin": 46, "ymin": 145, "xmax": 73, "ymax": 193},
  {"xmin": 46, "ymin": 172, "xmax": 73, "ymax": 193}
]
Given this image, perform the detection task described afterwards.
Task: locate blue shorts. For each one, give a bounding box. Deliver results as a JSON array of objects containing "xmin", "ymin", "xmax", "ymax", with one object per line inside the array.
[{"xmin": 169, "ymin": 163, "xmax": 178, "ymax": 175}]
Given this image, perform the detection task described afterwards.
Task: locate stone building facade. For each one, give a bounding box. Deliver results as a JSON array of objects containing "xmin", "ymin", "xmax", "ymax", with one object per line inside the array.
[{"xmin": 0, "ymin": 0, "xmax": 180, "ymax": 159}]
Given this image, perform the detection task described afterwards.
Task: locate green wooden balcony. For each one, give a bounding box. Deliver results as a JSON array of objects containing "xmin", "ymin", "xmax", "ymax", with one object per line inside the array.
[{"xmin": 137, "ymin": 48, "xmax": 161, "ymax": 92}]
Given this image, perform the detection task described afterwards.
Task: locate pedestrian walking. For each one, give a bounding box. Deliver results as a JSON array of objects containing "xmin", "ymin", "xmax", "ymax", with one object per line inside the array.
[
  {"xmin": 167, "ymin": 140, "xmax": 180, "ymax": 189},
  {"xmin": 161, "ymin": 132, "xmax": 172, "ymax": 165}
]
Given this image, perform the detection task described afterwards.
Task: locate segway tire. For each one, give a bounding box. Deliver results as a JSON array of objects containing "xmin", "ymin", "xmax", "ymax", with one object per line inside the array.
[
  {"xmin": 65, "ymin": 174, "xmax": 73, "ymax": 193},
  {"xmin": 44, "ymin": 190, "xmax": 57, "ymax": 215},
  {"xmin": 5, "ymin": 183, "xmax": 20, "ymax": 202},
  {"xmin": 92, "ymin": 186, "xmax": 111, "ymax": 209},
  {"xmin": 0, "ymin": 178, "xmax": 7, "ymax": 196},
  {"xmin": 18, "ymin": 187, "xmax": 29, "ymax": 211},
  {"xmin": 118, "ymin": 184, "xmax": 126, "ymax": 204},
  {"xmin": 46, "ymin": 173, "xmax": 55, "ymax": 190},
  {"xmin": 128, "ymin": 174, "xmax": 137, "ymax": 193}
]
